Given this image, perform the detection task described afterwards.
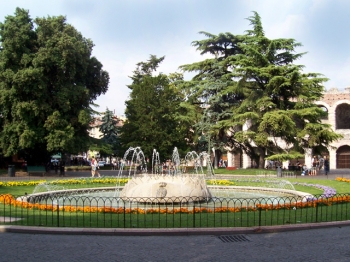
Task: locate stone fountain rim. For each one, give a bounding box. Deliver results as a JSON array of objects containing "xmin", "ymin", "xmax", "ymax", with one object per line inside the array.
[{"xmin": 18, "ymin": 186, "xmax": 312, "ymax": 203}]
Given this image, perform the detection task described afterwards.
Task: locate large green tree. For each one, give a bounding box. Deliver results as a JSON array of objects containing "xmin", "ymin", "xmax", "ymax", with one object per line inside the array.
[
  {"xmin": 181, "ymin": 12, "xmax": 341, "ymax": 168},
  {"xmin": 0, "ymin": 8, "xmax": 109, "ymax": 163},
  {"xmin": 120, "ymin": 55, "xmax": 194, "ymax": 161}
]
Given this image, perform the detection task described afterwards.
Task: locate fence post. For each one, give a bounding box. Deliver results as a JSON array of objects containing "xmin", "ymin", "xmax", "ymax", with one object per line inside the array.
[
  {"xmin": 57, "ymin": 204, "xmax": 59, "ymax": 227},
  {"xmin": 123, "ymin": 203, "xmax": 126, "ymax": 228},
  {"xmin": 315, "ymin": 201, "xmax": 318, "ymax": 223},
  {"xmin": 258, "ymin": 207, "xmax": 262, "ymax": 227},
  {"xmin": 193, "ymin": 203, "xmax": 195, "ymax": 228}
]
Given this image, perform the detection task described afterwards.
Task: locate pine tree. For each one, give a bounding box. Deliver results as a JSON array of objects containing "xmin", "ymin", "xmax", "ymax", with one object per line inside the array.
[
  {"xmin": 181, "ymin": 11, "xmax": 342, "ymax": 168},
  {"xmin": 99, "ymin": 108, "xmax": 120, "ymax": 155}
]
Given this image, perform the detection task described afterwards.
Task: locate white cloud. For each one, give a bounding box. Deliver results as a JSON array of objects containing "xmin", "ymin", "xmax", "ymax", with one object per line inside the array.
[
  {"xmin": 266, "ymin": 14, "xmax": 307, "ymax": 39},
  {"xmin": 1, "ymin": 0, "xmax": 350, "ymax": 115}
]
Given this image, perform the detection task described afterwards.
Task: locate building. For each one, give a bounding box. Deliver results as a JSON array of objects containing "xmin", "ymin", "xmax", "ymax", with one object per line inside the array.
[{"xmin": 226, "ymin": 87, "xmax": 350, "ymax": 170}]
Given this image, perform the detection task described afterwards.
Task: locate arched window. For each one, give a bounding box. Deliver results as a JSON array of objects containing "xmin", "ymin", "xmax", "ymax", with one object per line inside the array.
[
  {"xmin": 319, "ymin": 106, "xmax": 328, "ymax": 120},
  {"xmin": 335, "ymin": 103, "xmax": 350, "ymax": 129}
]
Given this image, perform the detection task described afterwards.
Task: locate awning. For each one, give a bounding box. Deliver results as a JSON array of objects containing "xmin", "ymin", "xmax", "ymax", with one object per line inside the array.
[{"xmin": 51, "ymin": 154, "xmax": 62, "ymax": 159}]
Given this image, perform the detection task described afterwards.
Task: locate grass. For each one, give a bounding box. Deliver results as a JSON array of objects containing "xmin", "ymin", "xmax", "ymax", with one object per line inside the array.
[{"xmin": 1, "ymin": 174, "xmax": 350, "ymax": 228}]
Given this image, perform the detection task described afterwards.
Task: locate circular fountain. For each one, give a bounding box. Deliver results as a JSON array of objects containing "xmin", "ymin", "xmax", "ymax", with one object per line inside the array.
[
  {"xmin": 117, "ymin": 147, "xmax": 213, "ymax": 203},
  {"xmin": 22, "ymin": 147, "xmax": 312, "ymax": 209}
]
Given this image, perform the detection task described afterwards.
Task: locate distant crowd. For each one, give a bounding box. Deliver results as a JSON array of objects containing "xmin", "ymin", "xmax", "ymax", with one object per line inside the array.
[{"xmin": 266, "ymin": 155, "xmax": 330, "ymax": 176}]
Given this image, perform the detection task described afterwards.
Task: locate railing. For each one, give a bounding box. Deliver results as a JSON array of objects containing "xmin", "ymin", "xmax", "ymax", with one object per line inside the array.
[
  {"xmin": 256, "ymin": 171, "xmax": 299, "ymax": 178},
  {"xmin": 1, "ymin": 194, "xmax": 350, "ymax": 228}
]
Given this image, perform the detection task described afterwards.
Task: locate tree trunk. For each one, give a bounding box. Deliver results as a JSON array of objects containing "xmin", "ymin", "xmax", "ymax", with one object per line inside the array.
[
  {"xmin": 258, "ymin": 147, "xmax": 266, "ymax": 169},
  {"xmin": 214, "ymin": 149, "xmax": 222, "ymax": 169}
]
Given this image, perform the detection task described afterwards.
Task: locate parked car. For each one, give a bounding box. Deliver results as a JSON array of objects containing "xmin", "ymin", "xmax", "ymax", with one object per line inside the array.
[{"xmin": 98, "ymin": 160, "xmax": 106, "ymax": 167}]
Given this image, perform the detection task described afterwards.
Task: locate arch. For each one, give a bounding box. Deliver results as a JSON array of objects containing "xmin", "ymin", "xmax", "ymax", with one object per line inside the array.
[
  {"xmin": 315, "ymin": 101, "xmax": 330, "ymax": 121},
  {"xmin": 332, "ymin": 99, "xmax": 350, "ymax": 108},
  {"xmin": 318, "ymin": 105, "xmax": 328, "ymax": 120},
  {"xmin": 335, "ymin": 103, "xmax": 350, "ymax": 129},
  {"xmin": 315, "ymin": 101, "xmax": 330, "ymax": 110},
  {"xmin": 336, "ymin": 145, "xmax": 350, "ymax": 168}
]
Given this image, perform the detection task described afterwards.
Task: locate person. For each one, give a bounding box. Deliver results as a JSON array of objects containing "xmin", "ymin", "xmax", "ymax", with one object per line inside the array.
[
  {"xmin": 112, "ymin": 159, "xmax": 117, "ymax": 170},
  {"xmin": 53, "ymin": 160, "xmax": 58, "ymax": 174},
  {"xmin": 324, "ymin": 155, "xmax": 330, "ymax": 176},
  {"xmin": 59, "ymin": 160, "xmax": 65, "ymax": 177},
  {"xmin": 91, "ymin": 156, "xmax": 97, "ymax": 177},
  {"xmin": 162, "ymin": 162, "xmax": 167, "ymax": 175},
  {"xmin": 318, "ymin": 155, "xmax": 324, "ymax": 173},
  {"xmin": 95, "ymin": 159, "xmax": 101, "ymax": 177},
  {"xmin": 296, "ymin": 161, "xmax": 302, "ymax": 171},
  {"xmin": 311, "ymin": 156, "xmax": 318, "ymax": 176}
]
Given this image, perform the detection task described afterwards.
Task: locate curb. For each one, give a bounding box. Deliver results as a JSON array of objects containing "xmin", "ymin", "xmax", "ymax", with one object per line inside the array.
[{"xmin": 1, "ymin": 221, "xmax": 350, "ymax": 236}]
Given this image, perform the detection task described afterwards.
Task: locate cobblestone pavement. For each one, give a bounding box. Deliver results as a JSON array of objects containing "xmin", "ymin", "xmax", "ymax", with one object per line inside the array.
[{"xmin": 0, "ymin": 226, "xmax": 350, "ymax": 262}]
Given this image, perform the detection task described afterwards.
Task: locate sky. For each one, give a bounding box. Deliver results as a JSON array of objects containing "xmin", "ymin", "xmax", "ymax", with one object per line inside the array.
[{"xmin": 1, "ymin": 0, "xmax": 349, "ymax": 117}]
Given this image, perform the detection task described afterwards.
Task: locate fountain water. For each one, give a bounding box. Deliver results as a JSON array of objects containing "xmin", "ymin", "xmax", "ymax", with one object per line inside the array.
[
  {"xmin": 32, "ymin": 182, "xmax": 65, "ymax": 194},
  {"xmin": 25, "ymin": 147, "xmax": 311, "ymax": 209},
  {"xmin": 117, "ymin": 147, "xmax": 213, "ymax": 203}
]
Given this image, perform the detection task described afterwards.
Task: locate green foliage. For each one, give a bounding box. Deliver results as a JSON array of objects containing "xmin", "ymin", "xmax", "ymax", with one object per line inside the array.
[
  {"xmin": 120, "ymin": 55, "xmax": 194, "ymax": 160},
  {"xmin": 97, "ymin": 108, "xmax": 121, "ymax": 156},
  {"xmin": 180, "ymin": 11, "xmax": 342, "ymax": 167},
  {"xmin": 0, "ymin": 8, "xmax": 109, "ymax": 162}
]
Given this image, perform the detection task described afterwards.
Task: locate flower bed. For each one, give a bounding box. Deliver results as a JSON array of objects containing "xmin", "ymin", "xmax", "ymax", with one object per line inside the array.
[
  {"xmin": 0, "ymin": 177, "xmax": 347, "ymax": 215},
  {"xmin": 0, "ymin": 177, "xmax": 129, "ymax": 187},
  {"xmin": 336, "ymin": 177, "xmax": 350, "ymax": 183},
  {"xmin": 292, "ymin": 182, "xmax": 336, "ymax": 198}
]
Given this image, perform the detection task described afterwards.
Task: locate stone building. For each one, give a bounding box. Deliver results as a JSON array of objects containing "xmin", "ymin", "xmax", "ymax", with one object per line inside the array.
[{"xmin": 226, "ymin": 87, "xmax": 350, "ymax": 170}]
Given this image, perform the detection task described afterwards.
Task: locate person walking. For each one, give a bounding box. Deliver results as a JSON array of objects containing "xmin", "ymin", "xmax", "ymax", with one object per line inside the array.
[
  {"xmin": 324, "ymin": 155, "xmax": 330, "ymax": 176},
  {"xmin": 95, "ymin": 158, "xmax": 101, "ymax": 177},
  {"xmin": 311, "ymin": 156, "xmax": 318, "ymax": 176},
  {"xmin": 91, "ymin": 156, "xmax": 97, "ymax": 177}
]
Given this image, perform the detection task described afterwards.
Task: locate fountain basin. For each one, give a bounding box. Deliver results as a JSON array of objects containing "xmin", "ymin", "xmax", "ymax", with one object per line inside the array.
[
  {"xmin": 20, "ymin": 186, "xmax": 313, "ymax": 208},
  {"xmin": 120, "ymin": 175, "xmax": 211, "ymax": 203}
]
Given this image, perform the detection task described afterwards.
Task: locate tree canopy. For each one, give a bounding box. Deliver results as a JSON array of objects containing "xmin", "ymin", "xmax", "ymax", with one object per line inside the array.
[
  {"xmin": 120, "ymin": 55, "xmax": 196, "ymax": 161},
  {"xmin": 0, "ymin": 8, "xmax": 109, "ymax": 163},
  {"xmin": 180, "ymin": 11, "xmax": 342, "ymax": 168}
]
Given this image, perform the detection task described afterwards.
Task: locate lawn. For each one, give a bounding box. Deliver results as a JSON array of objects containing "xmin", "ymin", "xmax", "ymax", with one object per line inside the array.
[{"xmin": 1, "ymin": 174, "xmax": 350, "ymax": 228}]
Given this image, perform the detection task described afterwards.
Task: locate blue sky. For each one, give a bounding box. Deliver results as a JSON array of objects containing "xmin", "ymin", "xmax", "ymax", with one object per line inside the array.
[{"xmin": 1, "ymin": 0, "xmax": 349, "ymax": 116}]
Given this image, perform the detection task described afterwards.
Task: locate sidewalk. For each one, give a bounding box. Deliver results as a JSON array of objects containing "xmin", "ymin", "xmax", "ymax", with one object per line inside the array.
[{"xmin": 1, "ymin": 224, "xmax": 350, "ymax": 262}]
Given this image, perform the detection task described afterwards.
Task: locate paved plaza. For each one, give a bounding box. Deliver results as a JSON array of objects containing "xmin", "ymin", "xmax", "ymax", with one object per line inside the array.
[
  {"xmin": 1, "ymin": 169, "xmax": 350, "ymax": 261},
  {"xmin": 0, "ymin": 225, "xmax": 350, "ymax": 262}
]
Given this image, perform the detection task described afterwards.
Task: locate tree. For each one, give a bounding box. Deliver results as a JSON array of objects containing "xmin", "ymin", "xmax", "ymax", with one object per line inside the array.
[
  {"xmin": 180, "ymin": 11, "xmax": 342, "ymax": 168},
  {"xmin": 98, "ymin": 108, "xmax": 121, "ymax": 156},
  {"xmin": 0, "ymin": 8, "xmax": 109, "ymax": 163},
  {"xmin": 120, "ymin": 55, "xmax": 194, "ymax": 161}
]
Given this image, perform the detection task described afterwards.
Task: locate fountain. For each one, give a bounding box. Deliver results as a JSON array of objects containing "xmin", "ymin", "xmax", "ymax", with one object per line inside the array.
[
  {"xmin": 32, "ymin": 182, "xmax": 65, "ymax": 194},
  {"xmin": 117, "ymin": 147, "xmax": 213, "ymax": 203},
  {"xmin": 23, "ymin": 147, "xmax": 312, "ymax": 208}
]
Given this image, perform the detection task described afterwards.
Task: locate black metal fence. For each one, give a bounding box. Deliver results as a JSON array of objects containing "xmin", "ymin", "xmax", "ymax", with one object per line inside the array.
[{"xmin": 1, "ymin": 194, "xmax": 350, "ymax": 228}]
